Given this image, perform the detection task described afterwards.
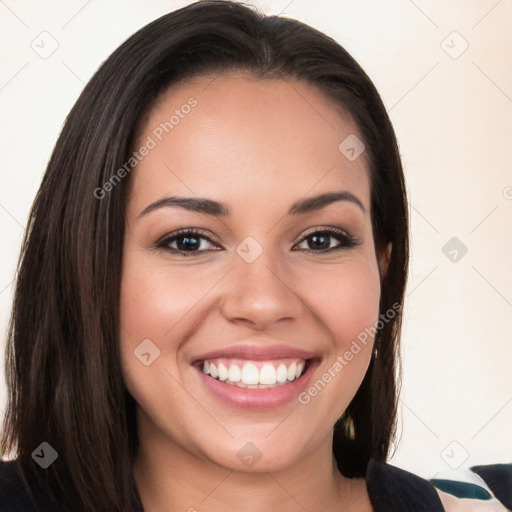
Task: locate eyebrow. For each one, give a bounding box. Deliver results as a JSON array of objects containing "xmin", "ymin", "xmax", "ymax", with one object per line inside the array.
[{"xmin": 137, "ymin": 190, "xmax": 365, "ymax": 219}]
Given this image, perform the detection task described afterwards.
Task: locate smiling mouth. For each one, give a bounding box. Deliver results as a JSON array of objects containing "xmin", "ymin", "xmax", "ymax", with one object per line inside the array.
[{"xmin": 196, "ymin": 358, "xmax": 312, "ymax": 389}]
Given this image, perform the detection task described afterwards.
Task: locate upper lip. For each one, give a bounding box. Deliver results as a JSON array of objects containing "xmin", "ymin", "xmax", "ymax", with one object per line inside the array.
[{"xmin": 192, "ymin": 343, "xmax": 319, "ymax": 363}]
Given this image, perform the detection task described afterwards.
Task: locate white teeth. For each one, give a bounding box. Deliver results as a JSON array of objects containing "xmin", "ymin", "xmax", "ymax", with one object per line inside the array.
[
  {"xmin": 259, "ymin": 364, "xmax": 277, "ymax": 385},
  {"xmin": 218, "ymin": 363, "xmax": 228, "ymax": 381},
  {"xmin": 287, "ymin": 362, "xmax": 297, "ymax": 382},
  {"xmin": 296, "ymin": 362, "xmax": 304, "ymax": 379},
  {"xmin": 241, "ymin": 363, "xmax": 259, "ymax": 385},
  {"xmin": 201, "ymin": 359, "xmax": 307, "ymax": 386},
  {"xmin": 228, "ymin": 364, "xmax": 241, "ymax": 382},
  {"xmin": 276, "ymin": 364, "xmax": 288, "ymax": 383}
]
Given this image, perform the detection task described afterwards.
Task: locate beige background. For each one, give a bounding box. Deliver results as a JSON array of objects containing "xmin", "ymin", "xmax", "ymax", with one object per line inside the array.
[{"xmin": 1, "ymin": 0, "xmax": 511, "ymax": 479}]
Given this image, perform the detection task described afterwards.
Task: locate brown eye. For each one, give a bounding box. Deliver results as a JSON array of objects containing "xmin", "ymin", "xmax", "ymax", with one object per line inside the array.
[
  {"xmin": 157, "ymin": 229, "xmax": 220, "ymax": 257},
  {"xmin": 295, "ymin": 228, "xmax": 359, "ymax": 253}
]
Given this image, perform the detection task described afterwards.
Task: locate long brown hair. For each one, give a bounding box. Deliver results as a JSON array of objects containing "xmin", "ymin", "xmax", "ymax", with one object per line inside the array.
[{"xmin": 1, "ymin": 1, "xmax": 408, "ymax": 510}]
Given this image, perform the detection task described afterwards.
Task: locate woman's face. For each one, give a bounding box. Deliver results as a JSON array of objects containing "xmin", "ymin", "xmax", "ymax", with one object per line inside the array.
[{"xmin": 120, "ymin": 72, "xmax": 385, "ymax": 472}]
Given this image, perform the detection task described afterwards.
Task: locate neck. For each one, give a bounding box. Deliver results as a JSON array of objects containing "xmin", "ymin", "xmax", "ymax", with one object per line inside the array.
[{"xmin": 133, "ymin": 410, "xmax": 370, "ymax": 512}]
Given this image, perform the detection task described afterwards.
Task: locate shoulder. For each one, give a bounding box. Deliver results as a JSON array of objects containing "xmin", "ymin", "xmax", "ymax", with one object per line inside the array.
[
  {"xmin": 366, "ymin": 458, "xmax": 445, "ymax": 511},
  {"xmin": 0, "ymin": 459, "xmax": 54, "ymax": 512},
  {"xmin": 366, "ymin": 459, "xmax": 512, "ymax": 512}
]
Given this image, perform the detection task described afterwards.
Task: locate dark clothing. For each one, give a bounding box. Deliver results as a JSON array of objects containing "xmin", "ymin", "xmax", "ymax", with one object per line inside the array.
[{"xmin": 1, "ymin": 457, "xmax": 510, "ymax": 511}]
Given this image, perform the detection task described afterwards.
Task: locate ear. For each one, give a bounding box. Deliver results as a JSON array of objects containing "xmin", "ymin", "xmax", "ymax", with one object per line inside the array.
[{"xmin": 378, "ymin": 242, "xmax": 392, "ymax": 279}]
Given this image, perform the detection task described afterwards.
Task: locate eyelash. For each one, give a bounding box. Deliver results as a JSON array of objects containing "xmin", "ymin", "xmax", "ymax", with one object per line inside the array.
[{"xmin": 155, "ymin": 227, "xmax": 360, "ymax": 257}]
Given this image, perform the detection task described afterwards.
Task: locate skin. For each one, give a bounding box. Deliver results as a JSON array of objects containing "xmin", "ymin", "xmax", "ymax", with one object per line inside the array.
[{"xmin": 120, "ymin": 72, "xmax": 389, "ymax": 512}]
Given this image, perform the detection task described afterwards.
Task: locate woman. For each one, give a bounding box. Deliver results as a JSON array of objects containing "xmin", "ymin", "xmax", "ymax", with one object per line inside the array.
[{"xmin": 1, "ymin": 1, "xmax": 510, "ymax": 511}]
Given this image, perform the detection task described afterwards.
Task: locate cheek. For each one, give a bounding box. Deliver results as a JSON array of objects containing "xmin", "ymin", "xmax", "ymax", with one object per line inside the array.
[
  {"xmin": 118, "ymin": 251, "xmax": 209, "ymax": 436},
  {"xmin": 119, "ymin": 251, "xmax": 209, "ymax": 349},
  {"xmin": 118, "ymin": 245, "xmax": 229, "ymax": 419},
  {"xmin": 300, "ymin": 260, "xmax": 380, "ymax": 392},
  {"xmin": 301, "ymin": 257, "xmax": 382, "ymax": 349},
  {"xmin": 290, "ymin": 266, "xmax": 381, "ymax": 449}
]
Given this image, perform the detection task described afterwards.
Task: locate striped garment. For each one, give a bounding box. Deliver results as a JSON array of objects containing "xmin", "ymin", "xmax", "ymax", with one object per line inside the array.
[
  {"xmin": 431, "ymin": 464, "xmax": 512, "ymax": 511},
  {"xmin": 366, "ymin": 459, "xmax": 512, "ymax": 511}
]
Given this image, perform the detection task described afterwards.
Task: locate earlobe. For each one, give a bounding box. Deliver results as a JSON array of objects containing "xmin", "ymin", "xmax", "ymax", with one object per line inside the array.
[{"xmin": 379, "ymin": 242, "xmax": 392, "ymax": 279}]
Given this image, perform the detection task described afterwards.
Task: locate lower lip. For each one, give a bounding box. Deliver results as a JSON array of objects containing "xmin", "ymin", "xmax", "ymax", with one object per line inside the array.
[{"xmin": 194, "ymin": 360, "xmax": 319, "ymax": 409}]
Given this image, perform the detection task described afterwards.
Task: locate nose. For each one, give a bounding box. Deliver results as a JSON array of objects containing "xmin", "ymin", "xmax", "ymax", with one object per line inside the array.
[{"xmin": 220, "ymin": 245, "xmax": 305, "ymax": 329}]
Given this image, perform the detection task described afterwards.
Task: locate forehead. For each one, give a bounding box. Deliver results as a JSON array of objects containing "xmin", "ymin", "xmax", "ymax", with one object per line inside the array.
[{"xmin": 129, "ymin": 72, "xmax": 370, "ymax": 214}]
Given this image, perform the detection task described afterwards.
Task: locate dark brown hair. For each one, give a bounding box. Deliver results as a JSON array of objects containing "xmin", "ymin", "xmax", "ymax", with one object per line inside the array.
[{"xmin": 1, "ymin": 1, "xmax": 408, "ymax": 510}]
